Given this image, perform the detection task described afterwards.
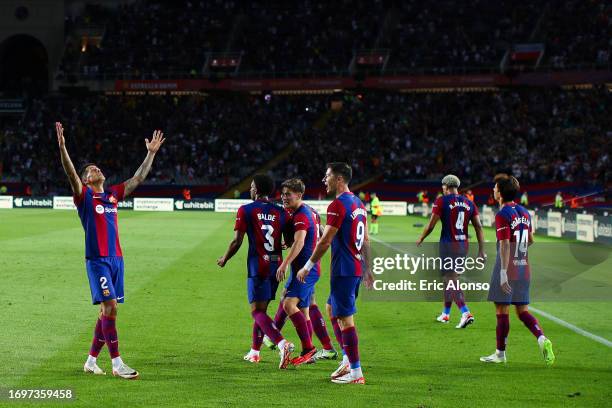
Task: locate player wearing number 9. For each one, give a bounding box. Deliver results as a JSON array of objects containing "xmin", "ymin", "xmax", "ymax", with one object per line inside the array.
[
  {"xmin": 296, "ymin": 162, "xmax": 374, "ymax": 385},
  {"xmin": 217, "ymin": 174, "xmax": 296, "ymax": 368}
]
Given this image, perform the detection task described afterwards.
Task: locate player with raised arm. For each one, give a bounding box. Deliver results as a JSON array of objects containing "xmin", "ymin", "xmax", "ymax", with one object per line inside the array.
[
  {"xmin": 296, "ymin": 163, "xmax": 374, "ymax": 385},
  {"xmin": 417, "ymin": 175, "xmax": 485, "ymax": 328},
  {"xmin": 480, "ymin": 175, "xmax": 555, "ymax": 365},
  {"xmin": 217, "ymin": 174, "xmax": 295, "ymax": 369},
  {"xmin": 56, "ymin": 122, "xmax": 165, "ymax": 379},
  {"xmin": 272, "ymin": 178, "xmax": 337, "ymax": 365}
]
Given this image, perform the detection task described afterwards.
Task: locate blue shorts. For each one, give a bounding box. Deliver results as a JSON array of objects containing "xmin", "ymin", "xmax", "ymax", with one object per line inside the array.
[
  {"xmin": 86, "ymin": 256, "xmax": 124, "ymax": 305},
  {"xmin": 285, "ymin": 271, "xmax": 319, "ymax": 308},
  {"xmin": 327, "ymin": 276, "xmax": 362, "ymax": 317},
  {"xmin": 488, "ymin": 273, "xmax": 530, "ymax": 305},
  {"xmin": 247, "ymin": 275, "xmax": 279, "ymax": 304}
]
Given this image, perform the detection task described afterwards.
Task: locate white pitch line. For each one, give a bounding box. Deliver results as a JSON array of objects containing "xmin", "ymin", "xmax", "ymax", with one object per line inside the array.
[
  {"xmin": 530, "ymin": 307, "xmax": 612, "ymax": 348},
  {"xmin": 370, "ymin": 236, "xmax": 612, "ymax": 348}
]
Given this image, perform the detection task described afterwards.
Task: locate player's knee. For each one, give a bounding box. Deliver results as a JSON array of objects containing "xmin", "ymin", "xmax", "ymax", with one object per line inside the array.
[
  {"xmin": 283, "ymin": 299, "xmax": 298, "ymax": 315},
  {"xmin": 325, "ymin": 303, "xmax": 333, "ymax": 318},
  {"xmin": 101, "ymin": 302, "xmax": 117, "ymax": 316}
]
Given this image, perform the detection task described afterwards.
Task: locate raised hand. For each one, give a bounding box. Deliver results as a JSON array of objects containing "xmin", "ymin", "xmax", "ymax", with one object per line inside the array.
[
  {"xmin": 56, "ymin": 122, "xmax": 65, "ymax": 148},
  {"xmin": 145, "ymin": 130, "xmax": 165, "ymax": 154}
]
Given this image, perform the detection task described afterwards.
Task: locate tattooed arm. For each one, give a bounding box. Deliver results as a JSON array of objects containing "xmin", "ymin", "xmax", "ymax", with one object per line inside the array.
[{"xmin": 124, "ymin": 130, "xmax": 166, "ymax": 197}]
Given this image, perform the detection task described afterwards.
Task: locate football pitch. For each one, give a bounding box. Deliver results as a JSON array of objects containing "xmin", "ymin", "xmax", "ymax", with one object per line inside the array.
[{"xmin": 0, "ymin": 209, "xmax": 611, "ymax": 407}]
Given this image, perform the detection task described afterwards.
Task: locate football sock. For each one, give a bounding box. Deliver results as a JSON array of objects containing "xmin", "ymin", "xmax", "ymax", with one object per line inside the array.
[
  {"xmin": 341, "ymin": 326, "xmax": 361, "ymax": 370},
  {"xmin": 443, "ymin": 288, "xmax": 453, "ymax": 315},
  {"xmin": 101, "ymin": 315, "xmax": 120, "ymax": 359},
  {"xmin": 309, "ymin": 305, "xmax": 333, "ymax": 350},
  {"xmin": 306, "ymin": 319, "xmax": 314, "ymax": 340},
  {"xmin": 443, "ymin": 303, "xmax": 452, "ymax": 315},
  {"xmin": 453, "ymin": 288, "xmax": 468, "ymax": 313},
  {"xmin": 252, "ymin": 322, "xmax": 264, "ymax": 351},
  {"xmin": 331, "ymin": 317, "xmax": 344, "ymax": 351},
  {"xmin": 289, "ymin": 312, "xmax": 314, "ymax": 351},
  {"xmin": 111, "ymin": 356, "xmax": 123, "ymax": 369},
  {"xmin": 89, "ymin": 317, "xmax": 105, "ymax": 358},
  {"xmin": 496, "ymin": 314, "xmax": 510, "ymax": 351},
  {"xmin": 86, "ymin": 355, "xmax": 97, "ymax": 366},
  {"xmin": 518, "ymin": 311, "xmax": 544, "ymax": 338},
  {"xmin": 273, "ymin": 302, "xmax": 288, "ymax": 331},
  {"xmin": 251, "ymin": 310, "xmax": 283, "ymax": 345}
]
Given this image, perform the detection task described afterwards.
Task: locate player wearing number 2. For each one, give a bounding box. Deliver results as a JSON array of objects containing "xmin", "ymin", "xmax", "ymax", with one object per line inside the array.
[
  {"xmin": 480, "ymin": 175, "xmax": 554, "ymax": 365},
  {"xmin": 297, "ymin": 162, "xmax": 374, "ymax": 384},
  {"xmin": 217, "ymin": 174, "xmax": 295, "ymax": 369},
  {"xmin": 417, "ymin": 174, "xmax": 485, "ymax": 328},
  {"xmin": 56, "ymin": 122, "xmax": 165, "ymax": 379}
]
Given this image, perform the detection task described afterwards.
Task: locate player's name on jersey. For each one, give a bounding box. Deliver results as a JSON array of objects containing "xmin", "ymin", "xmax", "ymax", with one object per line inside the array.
[
  {"xmin": 13, "ymin": 197, "xmax": 53, "ymax": 208},
  {"xmin": 174, "ymin": 199, "xmax": 214, "ymax": 211}
]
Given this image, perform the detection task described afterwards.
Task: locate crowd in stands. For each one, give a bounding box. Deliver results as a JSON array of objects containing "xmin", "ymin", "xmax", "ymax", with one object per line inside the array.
[
  {"xmin": 57, "ymin": 0, "xmax": 609, "ymax": 79},
  {"xmin": 543, "ymin": 0, "xmax": 611, "ymax": 69},
  {"xmin": 1, "ymin": 89, "xmax": 609, "ymax": 195},
  {"xmin": 273, "ymin": 88, "xmax": 610, "ymax": 186}
]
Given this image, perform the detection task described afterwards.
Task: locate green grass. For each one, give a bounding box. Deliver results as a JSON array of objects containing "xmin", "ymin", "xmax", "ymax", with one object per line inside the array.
[{"xmin": 0, "ymin": 209, "xmax": 610, "ymax": 407}]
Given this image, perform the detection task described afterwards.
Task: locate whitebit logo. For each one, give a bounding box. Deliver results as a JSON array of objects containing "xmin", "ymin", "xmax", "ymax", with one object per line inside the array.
[
  {"xmin": 95, "ymin": 204, "xmax": 104, "ymax": 214},
  {"xmin": 175, "ymin": 200, "xmax": 184, "ymax": 210},
  {"xmin": 14, "ymin": 198, "xmax": 23, "ymax": 207}
]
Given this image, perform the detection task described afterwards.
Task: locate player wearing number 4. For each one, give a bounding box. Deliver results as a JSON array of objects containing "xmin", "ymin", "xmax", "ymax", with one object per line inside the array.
[
  {"xmin": 217, "ymin": 175, "xmax": 296, "ymax": 369},
  {"xmin": 417, "ymin": 175, "xmax": 485, "ymax": 328},
  {"xmin": 56, "ymin": 122, "xmax": 166, "ymax": 379},
  {"xmin": 480, "ymin": 175, "xmax": 554, "ymax": 365},
  {"xmin": 296, "ymin": 163, "xmax": 374, "ymax": 385}
]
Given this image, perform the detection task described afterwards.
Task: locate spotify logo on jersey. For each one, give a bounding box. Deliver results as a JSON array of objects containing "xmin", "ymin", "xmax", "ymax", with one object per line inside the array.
[{"xmin": 95, "ymin": 204, "xmax": 104, "ymax": 214}]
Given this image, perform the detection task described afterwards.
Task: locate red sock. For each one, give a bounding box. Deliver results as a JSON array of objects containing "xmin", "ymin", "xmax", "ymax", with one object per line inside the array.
[
  {"xmin": 331, "ymin": 317, "xmax": 344, "ymax": 351},
  {"xmin": 341, "ymin": 326, "xmax": 360, "ymax": 368},
  {"xmin": 252, "ymin": 310, "xmax": 283, "ymax": 345},
  {"xmin": 252, "ymin": 323, "xmax": 263, "ymax": 351},
  {"xmin": 289, "ymin": 312, "xmax": 314, "ymax": 351},
  {"xmin": 496, "ymin": 314, "xmax": 510, "ymax": 351},
  {"xmin": 306, "ymin": 319, "xmax": 314, "ymax": 340},
  {"xmin": 309, "ymin": 305, "xmax": 333, "ymax": 350},
  {"xmin": 89, "ymin": 318, "xmax": 105, "ymax": 357},
  {"xmin": 518, "ymin": 311, "xmax": 544, "ymax": 338},
  {"xmin": 101, "ymin": 315, "xmax": 120, "ymax": 358},
  {"xmin": 274, "ymin": 302, "xmax": 288, "ymax": 332}
]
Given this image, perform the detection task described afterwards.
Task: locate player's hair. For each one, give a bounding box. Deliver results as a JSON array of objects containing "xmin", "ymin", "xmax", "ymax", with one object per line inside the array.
[
  {"xmin": 493, "ymin": 173, "xmax": 510, "ymax": 183},
  {"xmin": 496, "ymin": 176, "xmax": 520, "ymax": 202},
  {"xmin": 441, "ymin": 174, "xmax": 460, "ymax": 188},
  {"xmin": 327, "ymin": 162, "xmax": 352, "ymax": 184},
  {"xmin": 281, "ymin": 178, "xmax": 305, "ymax": 194},
  {"xmin": 80, "ymin": 163, "xmax": 96, "ymax": 181},
  {"xmin": 252, "ymin": 174, "xmax": 274, "ymax": 196}
]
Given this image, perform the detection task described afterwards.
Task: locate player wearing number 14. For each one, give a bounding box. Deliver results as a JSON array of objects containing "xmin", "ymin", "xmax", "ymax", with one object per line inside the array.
[{"xmin": 480, "ymin": 175, "xmax": 554, "ymax": 365}]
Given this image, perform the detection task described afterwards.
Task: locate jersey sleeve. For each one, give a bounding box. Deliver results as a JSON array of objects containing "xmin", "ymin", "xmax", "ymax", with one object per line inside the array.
[
  {"xmin": 432, "ymin": 196, "xmax": 443, "ymax": 216},
  {"xmin": 495, "ymin": 212, "xmax": 511, "ymax": 240},
  {"xmin": 109, "ymin": 183, "xmax": 126, "ymax": 202},
  {"xmin": 73, "ymin": 185, "xmax": 87, "ymax": 206},
  {"xmin": 293, "ymin": 212, "xmax": 310, "ymax": 232},
  {"xmin": 234, "ymin": 206, "xmax": 247, "ymax": 232},
  {"xmin": 326, "ymin": 200, "xmax": 345, "ymax": 229}
]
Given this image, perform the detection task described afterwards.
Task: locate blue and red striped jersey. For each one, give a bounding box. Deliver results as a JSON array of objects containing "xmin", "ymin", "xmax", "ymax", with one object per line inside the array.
[
  {"xmin": 74, "ymin": 184, "xmax": 125, "ymax": 259},
  {"xmin": 326, "ymin": 192, "xmax": 367, "ymax": 278},
  {"xmin": 290, "ymin": 203, "xmax": 321, "ymax": 276},
  {"xmin": 234, "ymin": 199, "xmax": 290, "ymax": 279},
  {"xmin": 495, "ymin": 202, "xmax": 531, "ymax": 280},
  {"xmin": 432, "ymin": 194, "xmax": 478, "ymax": 244}
]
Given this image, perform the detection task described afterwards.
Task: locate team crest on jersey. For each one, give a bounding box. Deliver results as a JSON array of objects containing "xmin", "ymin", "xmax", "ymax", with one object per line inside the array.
[{"xmin": 103, "ymin": 289, "xmax": 110, "ymax": 296}]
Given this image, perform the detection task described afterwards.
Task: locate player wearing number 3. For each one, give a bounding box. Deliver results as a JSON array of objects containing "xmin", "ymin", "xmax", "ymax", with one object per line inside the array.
[
  {"xmin": 217, "ymin": 174, "xmax": 296, "ymax": 369},
  {"xmin": 56, "ymin": 122, "xmax": 166, "ymax": 379},
  {"xmin": 480, "ymin": 175, "xmax": 554, "ymax": 365},
  {"xmin": 296, "ymin": 163, "xmax": 374, "ymax": 384}
]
